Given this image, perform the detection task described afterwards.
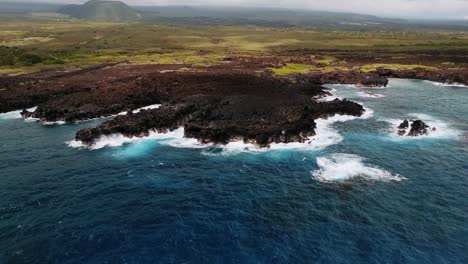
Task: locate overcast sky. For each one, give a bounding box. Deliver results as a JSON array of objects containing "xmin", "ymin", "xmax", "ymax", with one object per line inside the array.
[{"xmin": 4, "ymin": 0, "xmax": 468, "ymax": 20}]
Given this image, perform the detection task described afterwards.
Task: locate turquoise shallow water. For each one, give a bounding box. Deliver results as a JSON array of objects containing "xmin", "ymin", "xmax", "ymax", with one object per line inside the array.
[{"xmin": 0, "ymin": 79, "xmax": 467, "ymax": 263}]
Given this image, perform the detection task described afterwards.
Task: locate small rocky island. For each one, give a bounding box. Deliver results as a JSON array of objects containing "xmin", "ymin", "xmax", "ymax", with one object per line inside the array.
[{"xmin": 397, "ymin": 119, "xmax": 435, "ymax": 137}]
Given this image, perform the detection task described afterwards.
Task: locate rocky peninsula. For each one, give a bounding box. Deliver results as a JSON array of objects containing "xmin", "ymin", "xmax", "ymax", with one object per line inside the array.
[{"xmin": 1, "ymin": 55, "xmax": 466, "ymax": 148}]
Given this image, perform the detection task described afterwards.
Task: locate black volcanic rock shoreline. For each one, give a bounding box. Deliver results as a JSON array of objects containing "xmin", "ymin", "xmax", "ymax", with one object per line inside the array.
[
  {"xmin": 1, "ymin": 62, "xmax": 465, "ymax": 148},
  {"xmin": 75, "ymin": 97, "xmax": 364, "ymax": 147},
  {"xmin": 71, "ymin": 72, "xmax": 365, "ymax": 147}
]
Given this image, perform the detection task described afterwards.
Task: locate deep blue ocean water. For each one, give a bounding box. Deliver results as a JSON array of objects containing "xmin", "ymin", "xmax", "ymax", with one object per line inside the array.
[{"xmin": 0, "ymin": 79, "xmax": 467, "ymax": 263}]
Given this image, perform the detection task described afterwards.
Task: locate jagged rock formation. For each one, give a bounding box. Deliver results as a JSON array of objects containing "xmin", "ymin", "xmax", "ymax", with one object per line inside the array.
[
  {"xmin": 397, "ymin": 119, "xmax": 433, "ymax": 137},
  {"xmin": 74, "ymin": 76, "xmax": 365, "ymax": 147}
]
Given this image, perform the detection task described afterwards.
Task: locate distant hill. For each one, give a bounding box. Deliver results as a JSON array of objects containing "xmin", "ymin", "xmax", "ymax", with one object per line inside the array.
[
  {"xmin": 0, "ymin": 1, "xmax": 466, "ymax": 31},
  {"xmin": 135, "ymin": 6, "xmax": 468, "ymax": 31},
  {"xmin": 0, "ymin": 2, "xmax": 63, "ymax": 14},
  {"xmin": 59, "ymin": 0, "xmax": 141, "ymax": 22}
]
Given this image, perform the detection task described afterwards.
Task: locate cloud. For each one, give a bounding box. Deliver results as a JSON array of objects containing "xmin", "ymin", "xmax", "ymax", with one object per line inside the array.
[{"xmin": 4, "ymin": 0, "xmax": 468, "ymax": 19}]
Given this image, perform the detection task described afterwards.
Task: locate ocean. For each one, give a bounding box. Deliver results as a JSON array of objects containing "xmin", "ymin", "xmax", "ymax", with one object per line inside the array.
[{"xmin": 1, "ymin": 79, "xmax": 467, "ymax": 263}]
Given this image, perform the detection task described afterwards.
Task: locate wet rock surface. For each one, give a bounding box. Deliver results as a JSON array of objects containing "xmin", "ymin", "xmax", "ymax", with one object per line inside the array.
[
  {"xmin": 1, "ymin": 58, "xmax": 463, "ymax": 147},
  {"xmin": 75, "ymin": 73, "xmax": 365, "ymax": 147},
  {"xmin": 376, "ymin": 68, "xmax": 468, "ymax": 86},
  {"xmin": 398, "ymin": 120, "xmax": 410, "ymax": 136},
  {"xmin": 408, "ymin": 120, "xmax": 430, "ymax": 137},
  {"xmin": 398, "ymin": 119, "xmax": 433, "ymax": 137}
]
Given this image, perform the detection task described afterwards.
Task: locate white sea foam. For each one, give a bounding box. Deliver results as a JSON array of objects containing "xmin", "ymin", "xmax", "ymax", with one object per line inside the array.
[
  {"xmin": 69, "ymin": 105, "xmax": 374, "ymax": 154},
  {"xmin": 351, "ymin": 85, "xmax": 387, "ymax": 89},
  {"xmin": 327, "ymin": 84, "xmax": 387, "ymax": 89},
  {"xmin": 202, "ymin": 107, "xmax": 374, "ymax": 156},
  {"xmin": 317, "ymin": 95, "xmax": 342, "ymax": 102},
  {"xmin": 0, "ymin": 107, "xmax": 37, "ymax": 119},
  {"xmin": 314, "ymin": 88, "xmax": 342, "ymax": 102},
  {"xmin": 311, "ymin": 153, "xmax": 404, "ymax": 183},
  {"xmin": 425, "ymin": 80, "xmax": 468, "ymax": 88},
  {"xmin": 117, "ymin": 104, "xmax": 161, "ymax": 116},
  {"xmin": 15, "ymin": 104, "xmax": 162, "ymax": 125},
  {"xmin": 39, "ymin": 104, "xmax": 161, "ymax": 125},
  {"xmin": 68, "ymin": 127, "xmax": 186, "ymax": 150},
  {"xmin": 357, "ymin": 91, "xmax": 385, "ymax": 98},
  {"xmin": 382, "ymin": 113, "xmax": 460, "ymax": 140},
  {"xmin": 43, "ymin": 120, "xmax": 67, "ymax": 125}
]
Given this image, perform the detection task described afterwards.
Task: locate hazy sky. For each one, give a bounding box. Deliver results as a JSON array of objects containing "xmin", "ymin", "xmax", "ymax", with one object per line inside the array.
[{"xmin": 4, "ymin": 0, "xmax": 468, "ymax": 19}]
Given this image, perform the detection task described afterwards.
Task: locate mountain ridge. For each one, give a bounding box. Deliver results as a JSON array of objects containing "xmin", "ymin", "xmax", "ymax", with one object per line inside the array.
[{"xmin": 59, "ymin": 0, "xmax": 141, "ymax": 22}]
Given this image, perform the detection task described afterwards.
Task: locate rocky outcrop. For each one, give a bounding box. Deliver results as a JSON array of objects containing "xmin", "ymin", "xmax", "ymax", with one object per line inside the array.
[
  {"xmin": 311, "ymin": 71, "xmax": 389, "ymax": 87},
  {"xmin": 408, "ymin": 120, "xmax": 430, "ymax": 137},
  {"xmin": 397, "ymin": 119, "xmax": 433, "ymax": 137},
  {"xmin": 74, "ymin": 72, "xmax": 365, "ymax": 148},
  {"xmin": 397, "ymin": 120, "xmax": 409, "ymax": 136},
  {"xmin": 376, "ymin": 69, "xmax": 468, "ymax": 86},
  {"xmin": 17, "ymin": 70, "xmax": 331, "ymax": 123},
  {"xmin": 76, "ymin": 97, "xmax": 364, "ymax": 148}
]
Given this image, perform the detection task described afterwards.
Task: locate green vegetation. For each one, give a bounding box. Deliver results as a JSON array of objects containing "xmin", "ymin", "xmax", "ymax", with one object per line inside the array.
[
  {"xmin": 2, "ymin": 19, "xmax": 468, "ymax": 54},
  {"xmin": 322, "ymin": 66, "xmax": 351, "ymax": 73},
  {"xmin": 0, "ymin": 14, "xmax": 466, "ymax": 75},
  {"xmin": 361, "ymin": 64, "xmax": 438, "ymax": 73},
  {"xmin": 269, "ymin": 64, "xmax": 316, "ymax": 76},
  {"xmin": 0, "ymin": 46, "xmax": 64, "ymax": 67},
  {"xmin": 314, "ymin": 55, "xmax": 337, "ymax": 65}
]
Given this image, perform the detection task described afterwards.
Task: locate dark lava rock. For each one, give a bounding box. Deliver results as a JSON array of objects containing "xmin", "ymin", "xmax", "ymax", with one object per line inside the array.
[
  {"xmin": 75, "ymin": 73, "xmax": 365, "ymax": 148},
  {"xmin": 398, "ymin": 120, "xmax": 409, "ymax": 129},
  {"xmin": 376, "ymin": 68, "xmax": 468, "ymax": 86},
  {"xmin": 396, "ymin": 119, "xmax": 432, "ymax": 137},
  {"xmin": 313, "ymin": 71, "xmax": 389, "ymax": 87},
  {"xmin": 398, "ymin": 119, "xmax": 409, "ymax": 135},
  {"xmin": 356, "ymin": 75, "xmax": 389, "ymax": 88},
  {"xmin": 76, "ymin": 98, "xmax": 364, "ymax": 147},
  {"xmin": 407, "ymin": 120, "xmax": 430, "ymax": 137}
]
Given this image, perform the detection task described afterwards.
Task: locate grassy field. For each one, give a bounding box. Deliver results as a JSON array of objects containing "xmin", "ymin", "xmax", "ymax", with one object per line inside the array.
[{"xmin": 0, "ymin": 14, "xmax": 467, "ymax": 75}]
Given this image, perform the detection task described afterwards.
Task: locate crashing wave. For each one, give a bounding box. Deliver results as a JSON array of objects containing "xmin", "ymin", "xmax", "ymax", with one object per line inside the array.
[
  {"xmin": 68, "ymin": 107, "xmax": 373, "ymax": 153},
  {"xmin": 314, "ymin": 88, "xmax": 343, "ymax": 102},
  {"xmin": 357, "ymin": 91, "xmax": 385, "ymax": 98},
  {"xmin": 327, "ymin": 84, "xmax": 387, "ymax": 89},
  {"xmin": 425, "ymin": 81, "xmax": 468, "ymax": 88},
  {"xmin": 382, "ymin": 113, "xmax": 460, "ymax": 140},
  {"xmin": 69, "ymin": 102, "xmax": 373, "ymax": 154},
  {"xmin": 42, "ymin": 120, "xmax": 67, "ymax": 125},
  {"xmin": 48, "ymin": 104, "xmax": 162, "ymax": 125},
  {"xmin": 68, "ymin": 127, "xmax": 188, "ymax": 150},
  {"xmin": 18, "ymin": 104, "xmax": 162, "ymax": 126},
  {"xmin": 0, "ymin": 107, "xmax": 37, "ymax": 120},
  {"xmin": 351, "ymin": 85, "xmax": 387, "ymax": 89},
  {"xmin": 311, "ymin": 153, "xmax": 404, "ymax": 183},
  {"xmin": 117, "ymin": 104, "xmax": 161, "ymax": 116},
  {"xmin": 201, "ymin": 106, "xmax": 374, "ymax": 156}
]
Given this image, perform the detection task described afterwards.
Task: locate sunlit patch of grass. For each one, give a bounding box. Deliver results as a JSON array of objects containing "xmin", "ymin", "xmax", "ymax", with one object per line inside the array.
[
  {"xmin": 0, "ymin": 66, "xmax": 39, "ymax": 76},
  {"xmin": 321, "ymin": 66, "xmax": 351, "ymax": 73},
  {"xmin": 269, "ymin": 64, "xmax": 316, "ymax": 76},
  {"xmin": 128, "ymin": 53, "xmax": 223, "ymax": 65},
  {"xmin": 313, "ymin": 55, "xmax": 336, "ymax": 65},
  {"xmin": 361, "ymin": 64, "xmax": 438, "ymax": 72},
  {"xmin": 182, "ymin": 35, "xmax": 302, "ymax": 52}
]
